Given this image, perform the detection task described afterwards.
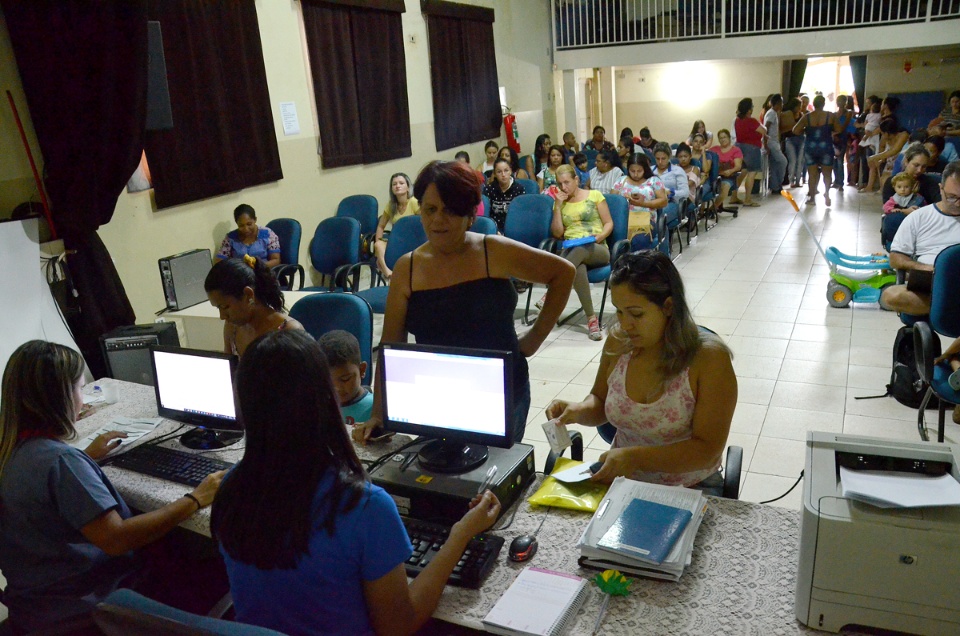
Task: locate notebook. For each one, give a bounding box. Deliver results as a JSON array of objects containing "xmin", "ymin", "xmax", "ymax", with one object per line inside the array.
[
  {"xmin": 596, "ymin": 497, "xmax": 692, "ymax": 565},
  {"xmin": 482, "ymin": 567, "xmax": 589, "ymax": 636}
]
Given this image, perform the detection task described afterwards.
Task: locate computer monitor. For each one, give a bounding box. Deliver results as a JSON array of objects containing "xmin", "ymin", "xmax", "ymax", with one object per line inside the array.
[
  {"xmin": 149, "ymin": 345, "xmax": 242, "ymax": 450},
  {"xmin": 379, "ymin": 342, "xmax": 513, "ymax": 474}
]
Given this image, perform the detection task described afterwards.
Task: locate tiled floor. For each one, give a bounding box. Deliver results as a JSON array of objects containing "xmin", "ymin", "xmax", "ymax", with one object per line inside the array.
[{"xmin": 503, "ymin": 185, "xmax": 958, "ymax": 511}]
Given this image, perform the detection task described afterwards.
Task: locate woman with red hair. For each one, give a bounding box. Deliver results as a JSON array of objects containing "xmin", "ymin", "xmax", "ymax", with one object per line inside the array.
[{"xmin": 353, "ymin": 161, "xmax": 574, "ymax": 445}]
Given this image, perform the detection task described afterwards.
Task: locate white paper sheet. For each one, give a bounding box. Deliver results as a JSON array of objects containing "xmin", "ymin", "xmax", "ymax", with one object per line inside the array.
[
  {"xmin": 71, "ymin": 417, "xmax": 163, "ymax": 457},
  {"xmin": 550, "ymin": 461, "xmax": 595, "ymax": 483},
  {"xmin": 280, "ymin": 101, "xmax": 300, "ymax": 136},
  {"xmin": 839, "ymin": 466, "xmax": 960, "ymax": 508}
]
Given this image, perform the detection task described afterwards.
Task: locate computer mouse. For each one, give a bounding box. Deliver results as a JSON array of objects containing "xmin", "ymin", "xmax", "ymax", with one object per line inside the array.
[{"xmin": 508, "ymin": 534, "xmax": 538, "ymax": 562}]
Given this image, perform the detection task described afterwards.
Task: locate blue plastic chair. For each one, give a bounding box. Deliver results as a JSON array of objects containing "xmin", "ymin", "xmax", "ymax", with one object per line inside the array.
[
  {"xmin": 557, "ymin": 193, "xmax": 630, "ymax": 328},
  {"xmin": 265, "ymin": 218, "xmax": 304, "ymax": 291},
  {"xmin": 335, "ymin": 194, "xmax": 380, "ymax": 281},
  {"xmin": 699, "ymin": 150, "xmax": 721, "ymax": 231},
  {"xmin": 481, "ymin": 194, "xmax": 491, "ymax": 218},
  {"xmin": 504, "ymin": 194, "xmax": 555, "ymax": 325},
  {"xmin": 305, "ymin": 216, "xmax": 361, "ymax": 291},
  {"xmin": 93, "ymin": 589, "xmax": 284, "ymax": 635},
  {"xmin": 335, "ymin": 194, "xmax": 379, "ymax": 235},
  {"xmin": 913, "ymin": 244, "xmax": 960, "ymax": 442},
  {"xmin": 515, "ymin": 178, "xmax": 540, "ymax": 195},
  {"xmin": 289, "ymin": 292, "xmax": 374, "ymax": 385},
  {"xmin": 583, "ymin": 148, "xmax": 598, "ymax": 171},
  {"xmin": 470, "ymin": 215, "xmax": 498, "ymax": 235},
  {"xmin": 351, "ymin": 215, "xmax": 427, "ymax": 314}
]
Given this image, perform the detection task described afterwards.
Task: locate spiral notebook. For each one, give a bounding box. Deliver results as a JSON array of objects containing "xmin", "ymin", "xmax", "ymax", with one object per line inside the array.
[{"xmin": 482, "ymin": 567, "xmax": 588, "ymax": 636}]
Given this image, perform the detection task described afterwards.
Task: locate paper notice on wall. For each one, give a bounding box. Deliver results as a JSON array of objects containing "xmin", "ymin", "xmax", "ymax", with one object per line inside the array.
[{"xmin": 280, "ymin": 102, "xmax": 300, "ymax": 136}]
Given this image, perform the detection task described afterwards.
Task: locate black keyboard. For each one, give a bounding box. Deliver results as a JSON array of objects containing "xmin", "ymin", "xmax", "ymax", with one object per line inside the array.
[
  {"xmin": 108, "ymin": 444, "xmax": 233, "ymax": 487},
  {"xmin": 402, "ymin": 517, "xmax": 504, "ymax": 589}
]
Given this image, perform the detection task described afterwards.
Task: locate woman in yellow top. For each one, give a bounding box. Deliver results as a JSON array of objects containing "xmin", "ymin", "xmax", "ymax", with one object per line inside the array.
[
  {"xmin": 546, "ymin": 164, "xmax": 613, "ymax": 341},
  {"xmin": 374, "ymin": 173, "xmax": 420, "ymax": 280}
]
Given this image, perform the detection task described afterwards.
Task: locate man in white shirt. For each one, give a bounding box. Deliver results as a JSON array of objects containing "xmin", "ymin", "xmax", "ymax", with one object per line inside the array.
[{"xmin": 881, "ymin": 162, "xmax": 960, "ymax": 314}]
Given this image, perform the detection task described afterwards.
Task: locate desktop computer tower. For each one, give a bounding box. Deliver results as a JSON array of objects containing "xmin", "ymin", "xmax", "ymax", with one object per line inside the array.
[
  {"xmin": 100, "ymin": 323, "xmax": 180, "ymax": 386},
  {"xmin": 159, "ymin": 249, "xmax": 212, "ymax": 311},
  {"xmin": 371, "ymin": 443, "xmax": 536, "ymax": 525}
]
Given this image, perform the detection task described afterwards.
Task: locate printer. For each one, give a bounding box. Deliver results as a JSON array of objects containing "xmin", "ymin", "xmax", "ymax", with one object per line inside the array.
[{"xmin": 796, "ymin": 432, "xmax": 960, "ymax": 635}]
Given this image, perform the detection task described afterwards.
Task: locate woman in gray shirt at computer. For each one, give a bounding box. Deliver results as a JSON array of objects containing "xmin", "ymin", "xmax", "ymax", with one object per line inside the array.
[{"xmin": 0, "ymin": 340, "xmax": 224, "ymax": 632}]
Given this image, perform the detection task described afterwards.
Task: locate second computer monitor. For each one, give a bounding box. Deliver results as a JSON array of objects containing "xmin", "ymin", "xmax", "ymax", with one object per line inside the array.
[
  {"xmin": 150, "ymin": 345, "xmax": 242, "ymax": 450},
  {"xmin": 380, "ymin": 343, "xmax": 513, "ymax": 473}
]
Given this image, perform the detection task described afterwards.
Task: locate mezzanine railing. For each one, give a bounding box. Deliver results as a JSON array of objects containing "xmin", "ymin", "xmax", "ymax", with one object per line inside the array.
[{"xmin": 553, "ymin": 0, "xmax": 960, "ymax": 49}]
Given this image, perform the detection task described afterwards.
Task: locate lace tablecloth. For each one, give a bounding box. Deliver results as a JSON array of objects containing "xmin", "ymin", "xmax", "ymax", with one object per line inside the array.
[
  {"xmin": 80, "ymin": 381, "xmax": 830, "ymax": 635},
  {"xmin": 431, "ymin": 481, "xmax": 824, "ymax": 635}
]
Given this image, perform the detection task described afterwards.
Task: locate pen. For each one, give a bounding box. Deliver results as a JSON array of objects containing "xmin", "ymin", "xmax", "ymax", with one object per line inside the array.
[
  {"xmin": 477, "ymin": 466, "xmax": 498, "ymax": 495},
  {"xmin": 592, "ymin": 594, "xmax": 610, "ymax": 636}
]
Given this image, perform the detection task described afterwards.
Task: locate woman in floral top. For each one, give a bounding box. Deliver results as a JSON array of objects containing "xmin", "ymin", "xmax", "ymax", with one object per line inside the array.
[
  {"xmin": 217, "ymin": 204, "xmax": 281, "ymax": 268},
  {"xmin": 612, "ymin": 154, "xmax": 668, "ymax": 248},
  {"xmin": 545, "ymin": 250, "xmax": 737, "ymax": 488}
]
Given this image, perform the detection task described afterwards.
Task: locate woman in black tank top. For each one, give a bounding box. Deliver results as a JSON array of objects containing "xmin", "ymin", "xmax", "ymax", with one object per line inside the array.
[{"xmin": 352, "ymin": 161, "xmax": 574, "ymax": 445}]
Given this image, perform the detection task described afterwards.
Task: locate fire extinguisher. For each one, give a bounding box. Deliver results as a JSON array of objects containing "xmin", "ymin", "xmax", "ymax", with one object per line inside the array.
[{"xmin": 503, "ymin": 112, "xmax": 520, "ymax": 153}]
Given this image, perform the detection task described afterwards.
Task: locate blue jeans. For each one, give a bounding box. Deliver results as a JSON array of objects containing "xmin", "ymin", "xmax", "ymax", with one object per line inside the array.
[
  {"xmin": 767, "ymin": 139, "xmax": 787, "ymax": 192},
  {"xmin": 785, "ymin": 136, "xmax": 805, "ymax": 184},
  {"xmin": 511, "ymin": 377, "xmax": 532, "ymax": 442}
]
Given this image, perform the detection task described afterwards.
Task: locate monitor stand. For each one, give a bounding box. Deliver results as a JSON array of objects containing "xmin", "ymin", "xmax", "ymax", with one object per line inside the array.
[
  {"xmin": 179, "ymin": 427, "xmax": 244, "ymax": 450},
  {"xmin": 417, "ymin": 440, "xmax": 489, "ymax": 474}
]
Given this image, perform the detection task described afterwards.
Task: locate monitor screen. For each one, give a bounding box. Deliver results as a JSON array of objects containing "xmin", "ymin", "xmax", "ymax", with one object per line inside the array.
[
  {"xmin": 380, "ymin": 343, "xmax": 513, "ymax": 472},
  {"xmin": 150, "ymin": 345, "xmax": 240, "ymax": 436}
]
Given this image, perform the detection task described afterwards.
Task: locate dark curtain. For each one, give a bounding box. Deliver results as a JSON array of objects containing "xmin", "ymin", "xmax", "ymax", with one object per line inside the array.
[
  {"xmin": 302, "ymin": 0, "xmax": 410, "ymax": 168},
  {"xmin": 849, "ymin": 55, "xmax": 867, "ymax": 113},
  {"xmin": 424, "ymin": 3, "xmax": 500, "ymax": 152},
  {"xmin": 782, "ymin": 59, "xmax": 808, "ymax": 101},
  {"xmin": 144, "ymin": 0, "xmax": 282, "ymax": 209},
  {"xmin": 3, "ymin": 0, "xmax": 143, "ymax": 377}
]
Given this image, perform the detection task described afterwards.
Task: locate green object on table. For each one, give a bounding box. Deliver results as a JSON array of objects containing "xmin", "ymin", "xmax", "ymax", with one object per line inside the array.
[{"xmin": 591, "ymin": 569, "xmax": 632, "ymax": 634}]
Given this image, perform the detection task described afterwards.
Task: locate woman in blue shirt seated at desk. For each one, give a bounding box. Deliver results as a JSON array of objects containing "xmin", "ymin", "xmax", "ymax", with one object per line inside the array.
[
  {"xmin": 213, "ymin": 330, "xmax": 501, "ymax": 635},
  {"xmin": 545, "ymin": 251, "xmax": 737, "ymax": 488},
  {"xmin": 216, "ymin": 203, "xmax": 281, "ymax": 269},
  {"xmin": 0, "ymin": 341, "xmax": 224, "ymax": 632}
]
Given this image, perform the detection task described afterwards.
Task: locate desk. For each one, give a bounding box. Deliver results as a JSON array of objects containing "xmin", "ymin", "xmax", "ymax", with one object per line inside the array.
[
  {"xmin": 79, "ymin": 381, "xmax": 829, "ymax": 635},
  {"xmin": 164, "ymin": 291, "xmax": 319, "ymax": 351}
]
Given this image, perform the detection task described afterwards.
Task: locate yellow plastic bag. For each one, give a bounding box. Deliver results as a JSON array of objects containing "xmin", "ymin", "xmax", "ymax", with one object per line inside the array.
[{"xmin": 528, "ymin": 457, "xmax": 609, "ymax": 512}]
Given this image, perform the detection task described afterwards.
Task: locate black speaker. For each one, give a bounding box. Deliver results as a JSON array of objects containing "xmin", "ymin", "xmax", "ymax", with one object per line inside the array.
[
  {"xmin": 100, "ymin": 323, "xmax": 180, "ymax": 386},
  {"xmin": 146, "ymin": 20, "xmax": 173, "ymax": 131}
]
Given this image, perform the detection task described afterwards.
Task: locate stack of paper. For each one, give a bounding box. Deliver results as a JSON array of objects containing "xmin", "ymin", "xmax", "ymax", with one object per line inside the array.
[{"xmin": 577, "ymin": 477, "xmax": 707, "ymax": 581}]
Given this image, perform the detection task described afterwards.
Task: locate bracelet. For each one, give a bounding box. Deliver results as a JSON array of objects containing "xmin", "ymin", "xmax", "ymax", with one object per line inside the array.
[{"xmin": 183, "ymin": 493, "xmax": 202, "ymax": 511}]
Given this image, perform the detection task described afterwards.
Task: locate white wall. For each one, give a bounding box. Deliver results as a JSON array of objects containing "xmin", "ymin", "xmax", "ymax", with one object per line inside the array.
[{"xmin": 614, "ymin": 59, "xmax": 783, "ymax": 145}]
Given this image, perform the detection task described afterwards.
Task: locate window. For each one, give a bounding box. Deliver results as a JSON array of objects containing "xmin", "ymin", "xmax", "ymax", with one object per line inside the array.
[
  {"xmin": 301, "ymin": 0, "xmax": 411, "ymax": 167},
  {"xmin": 422, "ymin": 0, "xmax": 501, "ymax": 152},
  {"xmin": 144, "ymin": 0, "xmax": 282, "ymax": 209}
]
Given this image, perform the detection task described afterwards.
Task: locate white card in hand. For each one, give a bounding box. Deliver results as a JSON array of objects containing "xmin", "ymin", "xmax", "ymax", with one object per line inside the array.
[
  {"xmin": 550, "ymin": 462, "xmax": 595, "ymax": 483},
  {"xmin": 542, "ymin": 419, "xmax": 572, "ymax": 455}
]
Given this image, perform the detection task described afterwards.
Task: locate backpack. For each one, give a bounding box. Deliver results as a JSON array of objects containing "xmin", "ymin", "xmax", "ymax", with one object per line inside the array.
[{"xmin": 857, "ymin": 326, "xmax": 940, "ymax": 409}]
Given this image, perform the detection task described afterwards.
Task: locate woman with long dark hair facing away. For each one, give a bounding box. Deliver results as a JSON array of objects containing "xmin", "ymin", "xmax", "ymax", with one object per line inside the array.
[
  {"xmin": 204, "ymin": 256, "xmax": 303, "ymax": 356},
  {"xmin": 354, "ymin": 161, "xmax": 574, "ymax": 445},
  {"xmin": 213, "ymin": 330, "xmax": 501, "ymax": 634},
  {"xmin": 546, "ymin": 251, "xmax": 737, "ymax": 487},
  {"xmin": 0, "ymin": 341, "xmax": 225, "ymax": 631}
]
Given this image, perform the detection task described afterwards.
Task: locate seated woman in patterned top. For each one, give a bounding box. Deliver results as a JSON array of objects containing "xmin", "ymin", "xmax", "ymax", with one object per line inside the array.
[
  {"xmin": 546, "ymin": 250, "xmax": 737, "ymax": 488},
  {"xmin": 482, "ymin": 158, "xmax": 526, "ymax": 233},
  {"xmin": 216, "ymin": 204, "xmax": 281, "ymax": 269}
]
